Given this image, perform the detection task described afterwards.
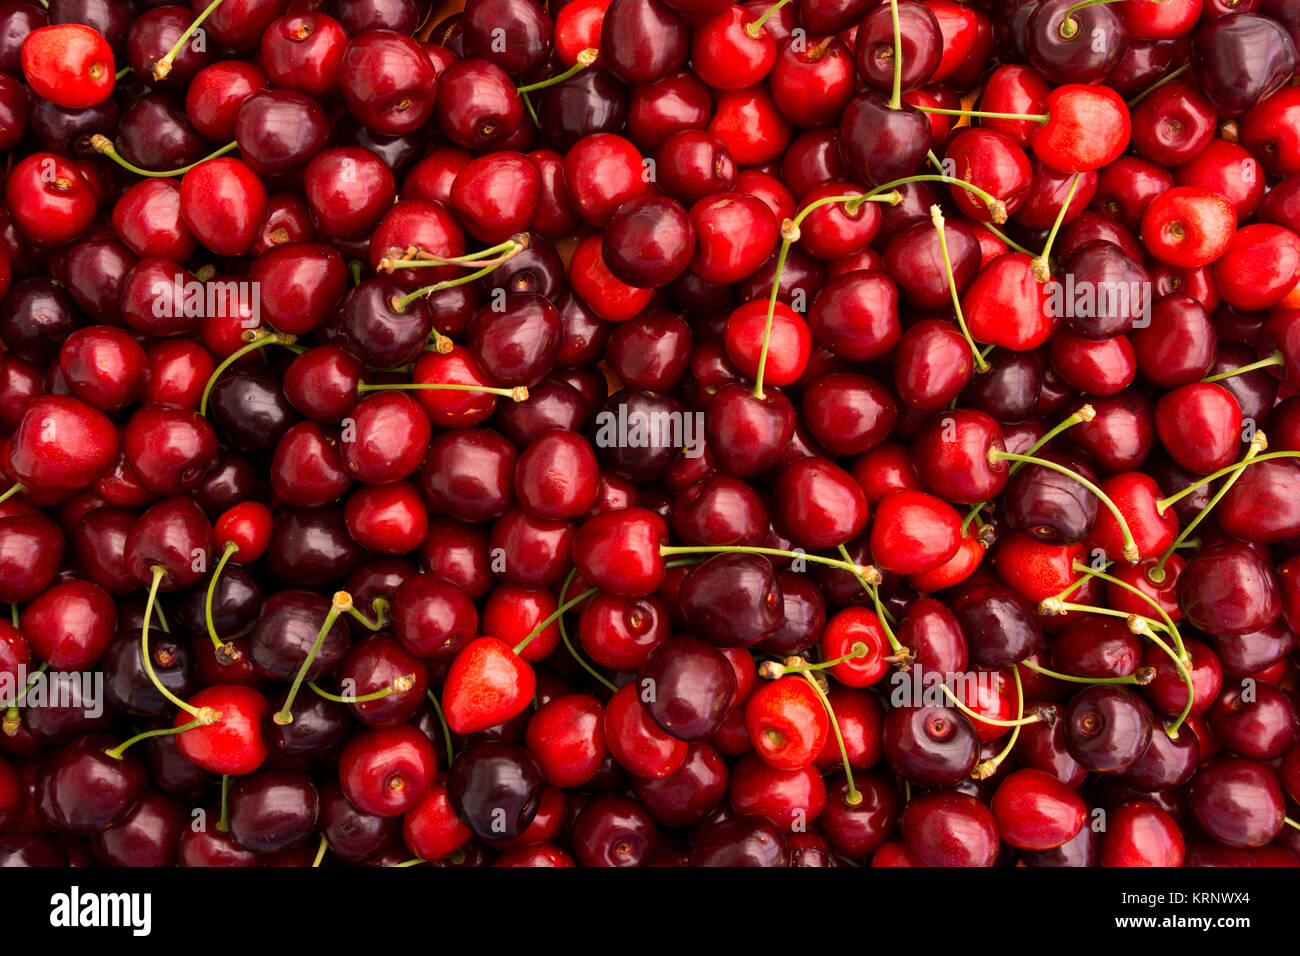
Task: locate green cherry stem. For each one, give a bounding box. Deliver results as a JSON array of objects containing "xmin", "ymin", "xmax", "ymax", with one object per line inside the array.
[
  {"xmin": 217, "ymin": 774, "xmax": 230, "ymax": 832},
  {"xmin": 425, "ymin": 690, "xmax": 454, "ymax": 764},
  {"xmin": 1021, "ymin": 658, "xmax": 1155, "ymax": 686},
  {"xmin": 515, "ymin": 48, "xmax": 598, "ymax": 94},
  {"xmin": 142, "ymin": 566, "xmax": 211, "ymax": 721},
  {"xmin": 1070, "ymin": 560, "xmax": 1187, "ymax": 662},
  {"xmin": 801, "ymin": 672, "xmax": 861, "ymax": 806},
  {"xmin": 974, "ymin": 664, "xmax": 1028, "ymax": 779},
  {"xmin": 1151, "ymin": 433, "xmax": 1272, "ymax": 583},
  {"xmin": 356, "ymin": 381, "xmax": 530, "ymax": 402},
  {"xmin": 346, "ymin": 598, "xmax": 388, "ymax": 632},
  {"xmin": 1125, "ymin": 62, "xmax": 1192, "ymax": 109},
  {"xmin": 912, "ymin": 105, "xmax": 1049, "ymax": 124},
  {"xmin": 745, "ymin": 0, "xmax": 791, "ymax": 38},
  {"xmin": 0, "ymin": 482, "xmax": 25, "ymax": 506},
  {"xmin": 867, "ymin": 171, "xmax": 1007, "ymax": 223},
  {"xmin": 888, "ymin": 0, "xmax": 903, "ymax": 110},
  {"xmin": 752, "ymin": 192, "xmax": 900, "ymax": 400},
  {"xmin": 1285, "ymin": 817, "xmax": 1300, "ymax": 832},
  {"xmin": 989, "ymin": 449, "xmax": 1140, "ymax": 562},
  {"xmin": 114, "ymin": 65, "xmax": 131, "ymax": 81},
  {"xmin": 390, "ymin": 247, "xmax": 527, "ymax": 312},
  {"xmin": 309, "ymin": 674, "xmax": 415, "ymax": 704},
  {"xmin": 762, "ymin": 642, "xmax": 869, "ymax": 677},
  {"xmin": 2, "ymin": 661, "xmax": 47, "ymax": 735},
  {"xmin": 91, "ymin": 134, "xmax": 239, "ymax": 177},
  {"xmin": 1032, "ymin": 172, "xmax": 1083, "ymax": 282},
  {"xmin": 557, "ymin": 568, "xmax": 618, "ymax": 693},
  {"xmin": 377, "ymin": 236, "xmax": 528, "ymax": 273},
  {"xmin": 931, "ymin": 204, "xmax": 989, "ymax": 373},
  {"xmin": 961, "ymin": 404, "xmax": 1095, "ymax": 535},
  {"xmin": 200, "ymin": 330, "xmax": 298, "ymax": 417},
  {"xmin": 273, "ymin": 591, "xmax": 352, "ymax": 725},
  {"xmin": 661, "ymin": 544, "xmax": 882, "ymax": 583},
  {"xmin": 312, "ymin": 834, "xmax": 329, "ymax": 868},
  {"xmin": 1153, "ymin": 449, "xmax": 1300, "ymax": 514},
  {"xmin": 1200, "ymin": 350, "xmax": 1284, "ymax": 383},
  {"xmin": 836, "ymin": 544, "xmax": 905, "ymax": 655},
  {"xmin": 204, "ymin": 541, "xmax": 240, "ymax": 656},
  {"xmin": 105, "ymin": 717, "xmax": 204, "ymax": 760},
  {"xmin": 513, "ymin": 584, "xmax": 599, "ymax": 656},
  {"xmin": 152, "ymin": 0, "xmax": 227, "ymax": 80},
  {"xmin": 940, "ymin": 677, "xmax": 1046, "ymax": 729},
  {"xmin": 1127, "ymin": 615, "xmax": 1193, "ymax": 738}
]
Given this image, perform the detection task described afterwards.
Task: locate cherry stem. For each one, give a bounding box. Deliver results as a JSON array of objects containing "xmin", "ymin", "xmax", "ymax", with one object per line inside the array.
[
  {"xmin": 868, "ymin": 172, "xmax": 1007, "ymax": 223},
  {"xmin": 142, "ymin": 566, "xmax": 208, "ymax": 720},
  {"xmin": 346, "ymin": 598, "xmax": 388, "ymax": 632},
  {"xmin": 745, "ymin": 0, "xmax": 792, "ymax": 38},
  {"xmin": 204, "ymin": 541, "xmax": 240, "ymax": 658},
  {"xmin": 425, "ymin": 689, "xmax": 455, "ymax": 764},
  {"xmin": 105, "ymin": 717, "xmax": 203, "ymax": 761},
  {"xmin": 888, "ymin": 0, "xmax": 903, "ymax": 110},
  {"xmin": 990, "ymin": 450, "xmax": 1140, "ymax": 562},
  {"xmin": 974, "ymin": 664, "xmax": 1027, "ymax": 779},
  {"xmin": 940, "ymin": 679, "xmax": 1043, "ymax": 728},
  {"xmin": 350, "ymin": 261, "xmax": 363, "ymax": 286},
  {"xmin": 768, "ymin": 642, "xmax": 869, "ymax": 677},
  {"xmin": 308, "ymin": 674, "xmax": 414, "ymax": 704},
  {"xmin": 516, "ymin": 48, "xmax": 598, "ymax": 93},
  {"xmin": 391, "ymin": 245, "xmax": 526, "ymax": 311},
  {"xmin": 273, "ymin": 592, "xmax": 352, "ymax": 725},
  {"xmin": 153, "ymin": 0, "xmax": 226, "ymax": 80},
  {"xmin": 0, "ymin": 482, "xmax": 24, "ymax": 505},
  {"xmin": 557, "ymin": 569, "xmax": 618, "ymax": 693},
  {"xmin": 1127, "ymin": 615, "xmax": 1193, "ymax": 738},
  {"xmin": 200, "ymin": 331, "xmax": 298, "ymax": 417},
  {"xmin": 91, "ymin": 134, "xmax": 238, "ymax": 178},
  {"xmin": 312, "ymin": 835, "xmax": 329, "ymax": 868},
  {"xmin": 1126, "ymin": 62, "xmax": 1191, "ymax": 109},
  {"xmin": 217, "ymin": 774, "xmax": 230, "ymax": 832},
  {"xmin": 357, "ymin": 381, "xmax": 529, "ymax": 402},
  {"xmin": 2, "ymin": 661, "xmax": 47, "ymax": 735},
  {"xmin": 1286, "ymin": 817, "xmax": 1300, "ymax": 832},
  {"xmin": 752, "ymin": 193, "xmax": 899, "ymax": 400},
  {"xmin": 913, "ymin": 105, "xmax": 1049, "ymax": 124},
  {"xmin": 513, "ymin": 585, "xmax": 599, "ymax": 656},
  {"xmin": 115, "ymin": 65, "xmax": 131, "ymax": 80},
  {"xmin": 661, "ymin": 544, "xmax": 882, "ymax": 584},
  {"xmin": 9, "ymin": 603, "xmax": 16, "ymax": 627},
  {"xmin": 1200, "ymin": 350, "xmax": 1283, "ymax": 383},
  {"xmin": 1021, "ymin": 658, "xmax": 1153, "ymax": 686},
  {"xmin": 1154, "ymin": 447, "xmax": 1300, "ymax": 513},
  {"xmin": 962, "ymin": 406, "xmax": 1094, "ymax": 535},
  {"xmin": 1151, "ymin": 432, "xmax": 1267, "ymax": 583},
  {"xmin": 836, "ymin": 543, "xmax": 905, "ymax": 654},
  {"xmin": 378, "ymin": 236, "xmax": 527, "ymax": 273},
  {"xmin": 1033, "ymin": 172, "xmax": 1083, "ymax": 282},
  {"xmin": 1072, "ymin": 560, "xmax": 1187, "ymax": 662},
  {"xmin": 931, "ymin": 205, "xmax": 990, "ymax": 373},
  {"xmin": 800, "ymin": 672, "xmax": 860, "ymax": 806}
]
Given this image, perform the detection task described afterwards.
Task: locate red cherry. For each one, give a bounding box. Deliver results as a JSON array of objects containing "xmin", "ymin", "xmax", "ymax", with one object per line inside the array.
[
  {"xmin": 338, "ymin": 725, "xmax": 438, "ymax": 818},
  {"xmin": 819, "ymin": 607, "xmax": 890, "ymax": 688},
  {"xmin": 175, "ymin": 684, "xmax": 269, "ymax": 776},
  {"xmin": 1140, "ymin": 186, "xmax": 1237, "ymax": 268},
  {"xmin": 1099, "ymin": 800, "xmax": 1184, "ymax": 867},
  {"xmin": 962, "ymin": 252, "xmax": 1054, "ymax": 351},
  {"xmin": 990, "ymin": 768, "xmax": 1087, "ymax": 850},
  {"xmin": 1154, "ymin": 382, "xmax": 1243, "ymax": 475},
  {"xmin": 214, "ymin": 501, "xmax": 273, "ymax": 562},
  {"xmin": 744, "ymin": 675, "xmax": 829, "ymax": 771},
  {"xmin": 8, "ymin": 395, "xmax": 119, "ymax": 492},
  {"xmin": 21, "ymin": 24, "xmax": 115, "ymax": 109},
  {"xmin": 1031, "ymin": 83, "xmax": 1131, "ymax": 173},
  {"xmin": 525, "ymin": 693, "xmax": 607, "ymax": 788},
  {"xmin": 603, "ymin": 682, "xmax": 688, "ymax": 779},
  {"xmin": 441, "ymin": 636, "xmax": 537, "ymax": 735}
]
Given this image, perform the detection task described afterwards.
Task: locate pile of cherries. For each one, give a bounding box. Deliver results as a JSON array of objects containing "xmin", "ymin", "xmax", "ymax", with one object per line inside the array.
[{"xmin": 1, "ymin": 0, "xmax": 1300, "ymax": 869}]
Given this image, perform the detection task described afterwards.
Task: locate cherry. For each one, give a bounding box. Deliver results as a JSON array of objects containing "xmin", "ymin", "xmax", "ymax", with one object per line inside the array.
[
  {"xmin": 900, "ymin": 789, "xmax": 999, "ymax": 867},
  {"xmin": 442, "ymin": 637, "xmax": 536, "ymax": 735},
  {"xmin": 35, "ymin": 733, "xmax": 145, "ymax": 834},
  {"xmin": 839, "ymin": 91, "xmax": 930, "ymax": 186},
  {"xmin": 21, "ymin": 23, "xmax": 114, "ymax": 109},
  {"xmin": 1099, "ymin": 800, "xmax": 1184, "ymax": 866},
  {"xmin": 991, "ymin": 768, "xmax": 1086, "ymax": 850},
  {"xmin": 1063, "ymin": 685, "xmax": 1154, "ymax": 774},
  {"xmin": 689, "ymin": 815, "xmax": 789, "ymax": 866},
  {"xmin": 883, "ymin": 704, "xmax": 980, "ymax": 786},
  {"xmin": 1188, "ymin": 757, "xmax": 1287, "ymax": 848},
  {"xmin": 339, "ymin": 724, "xmax": 438, "ymax": 819}
]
